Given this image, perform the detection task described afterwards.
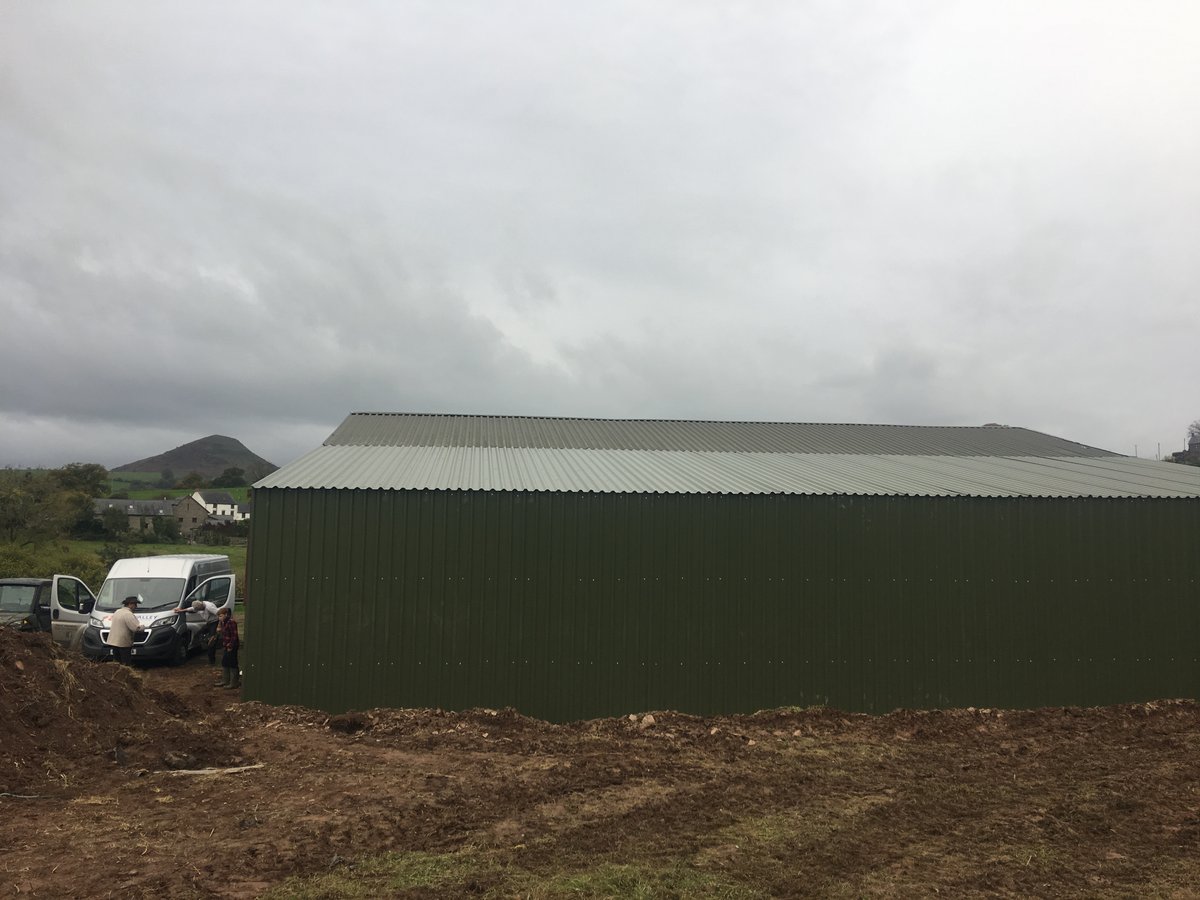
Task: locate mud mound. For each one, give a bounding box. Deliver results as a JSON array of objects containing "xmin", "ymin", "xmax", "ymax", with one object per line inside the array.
[
  {"xmin": 0, "ymin": 630, "xmax": 236, "ymax": 793},
  {"xmin": 6, "ymin": 652, "xmax": 1200, "ymax": 897}
]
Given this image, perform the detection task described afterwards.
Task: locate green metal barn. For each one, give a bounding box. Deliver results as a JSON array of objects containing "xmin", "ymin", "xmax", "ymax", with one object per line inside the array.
[{"xmin": 245, "ymin": 413, "xmax": 1200, "ymax": 721}]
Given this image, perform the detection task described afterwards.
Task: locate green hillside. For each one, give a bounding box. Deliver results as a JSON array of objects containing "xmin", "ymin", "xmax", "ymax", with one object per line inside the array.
[
  {"xmin": 106, "ymin": 482, "xmax": 251, "ymax": 504},
  {"xmin": 112, "ymin": 435, "xmax": 275, "ymax": 480}
]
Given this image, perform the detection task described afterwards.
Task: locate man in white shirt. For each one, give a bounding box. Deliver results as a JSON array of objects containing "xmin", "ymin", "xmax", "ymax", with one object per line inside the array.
[
  {"xmin": 107, "ymin": 596, "xmax": 145, "ymax": 665},
  {"xmin": 174, "ymin": 598, "xmax": 221, "ymax": 666}
]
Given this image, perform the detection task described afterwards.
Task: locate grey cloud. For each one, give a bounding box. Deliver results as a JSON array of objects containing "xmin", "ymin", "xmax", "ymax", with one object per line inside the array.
[{"xmin": 3, "ymin": 1, "xmax": 1200, "ymax": 468}]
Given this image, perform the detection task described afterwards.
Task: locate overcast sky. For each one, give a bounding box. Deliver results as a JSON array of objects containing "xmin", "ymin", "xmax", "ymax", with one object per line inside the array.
[{"xmin": 3, "ymin": 1, "xmax": 1199, "ymax": 470}]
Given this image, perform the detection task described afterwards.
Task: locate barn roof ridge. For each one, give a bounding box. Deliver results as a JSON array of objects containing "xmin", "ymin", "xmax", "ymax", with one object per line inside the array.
[
  {"xmin": 349, "ymin": 410, "xmax": 1024, "ymax": 431},
  {"xmin": 325, "ymin": 412, "xmax": 1113, "ymax": 457},
  {"xmin": 250, "ymin": 411, "xmax": 1200, "ymax": 498}
]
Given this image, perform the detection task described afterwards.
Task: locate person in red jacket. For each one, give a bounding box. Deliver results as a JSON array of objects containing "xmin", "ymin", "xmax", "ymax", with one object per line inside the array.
[{"xmin": 215, "ymin": 607, "xmax": 240, "ymax": 690}]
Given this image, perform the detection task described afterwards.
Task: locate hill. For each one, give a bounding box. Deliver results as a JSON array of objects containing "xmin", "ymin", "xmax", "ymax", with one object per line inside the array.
[{"xmin": 112, "ymin": 434, "xmax": 276, "ymax": 480}]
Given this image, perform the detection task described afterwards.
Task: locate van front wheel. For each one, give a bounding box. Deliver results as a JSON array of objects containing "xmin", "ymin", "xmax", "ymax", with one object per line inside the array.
[{"xmin": 168, "ymin": 634, "xmax": 188, "ymax": 667}]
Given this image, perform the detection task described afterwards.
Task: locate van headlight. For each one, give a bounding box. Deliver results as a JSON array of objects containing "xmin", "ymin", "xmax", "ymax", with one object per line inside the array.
[
  {"xmin": 149, "ymin": 614, "xmax": 179, "ymax": 628},
  {"xmin": 89, "ymin": 616, "xmax": 105, "ymax": 628}
]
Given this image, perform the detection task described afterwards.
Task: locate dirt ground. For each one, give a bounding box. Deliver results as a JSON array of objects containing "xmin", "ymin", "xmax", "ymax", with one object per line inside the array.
[{"xmin": 2, "ymin": 630, "xmax": 1200, "ymax": 899}]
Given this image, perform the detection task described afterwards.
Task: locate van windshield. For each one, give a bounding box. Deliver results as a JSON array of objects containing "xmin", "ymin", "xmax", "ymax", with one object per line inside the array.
[
  {"xmin": 96, "ymin": 578, "xmax": 186, "ymax": 612},
  {"xmin": 0, "ymin": 585, "xmax": 37, "ymax": 613}
]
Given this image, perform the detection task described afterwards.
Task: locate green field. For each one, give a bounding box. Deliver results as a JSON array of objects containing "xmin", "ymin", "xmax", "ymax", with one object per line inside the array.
[
  {"xmin": 107, "ymin": 471, "xmax": 166, "ymax": 493},
  {"xmin": 108, "ymin": 472, "xmax": 251, "ymax": 504}
]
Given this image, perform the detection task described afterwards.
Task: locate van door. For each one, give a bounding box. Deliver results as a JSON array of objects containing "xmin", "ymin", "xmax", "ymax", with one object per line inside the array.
[
  {"xmin": 180, "ymin": 574, "xmax": 235, "ymax": 635},
  {"xmin": 184, "ymin": 575, "xmax": 235, "ymax": 612},
  {"xmin": 49, "ymin": 575, "xmax": 96, "ymax": 648}
]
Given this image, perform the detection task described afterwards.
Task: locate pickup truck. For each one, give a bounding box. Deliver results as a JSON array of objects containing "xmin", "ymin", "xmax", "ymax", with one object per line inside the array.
[{"xmin": 0, "ymin": 575, "xmax": 97, "ymax": 649}]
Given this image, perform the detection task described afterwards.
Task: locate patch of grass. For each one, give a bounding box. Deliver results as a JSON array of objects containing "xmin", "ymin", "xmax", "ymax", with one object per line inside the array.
[
  {"xmin": 108, "ymin": 471, "xmax": 163, "ymax": 488},
  {"xmin": 263, "ymin": 850, "xmax": 478, "ymax": 898},
  {"xmin": 0, "ymin": 541, "xmax": 109, "ymax": 586},
  {"xmin": 705, "ymin": 793, "xmax": 894, "ymax": 873},
  {"xmin": 1135, "ymin": 855, "xmax": 1200, "ymax": 896},
  {"xmin": 263, "ymin": 851, "xmax": 760, "ymax": 900},
  {"xmin": 524, "ymin": 862, "xmax": 760, "ymax": 899},
  {"xmin": 108, "ymin": 473, "xmax": 252, "ymax": 504},
  {"xmin": 783, "ymin": 736, "xmax": 898, "ymax": 763},
  {"xmin": 837, "ymin": 841, "xmax": 1073, "ymax": 899},
  {"xmin": 718, "ymin": 811, "xmax": 816, "ymax": 850}
]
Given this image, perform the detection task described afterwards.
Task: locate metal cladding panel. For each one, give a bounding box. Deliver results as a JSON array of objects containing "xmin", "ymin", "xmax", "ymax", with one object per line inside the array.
[
  {"xmin": 254, "ymin": 446, "xmax": 1200, "ymax": 498},
  {"xmin": 246, "ymin": 489, "xmax": 1200, "ymax": 721},
  {"xmin": 324, "ymin": 413, "xmax": 1114, "ymax": 456}
]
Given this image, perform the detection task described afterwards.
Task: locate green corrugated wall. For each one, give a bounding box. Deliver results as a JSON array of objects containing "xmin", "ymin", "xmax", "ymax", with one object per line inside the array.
[{"xmin": 245, "ymin": 489, "xmax": 1200, "ymax": 721}]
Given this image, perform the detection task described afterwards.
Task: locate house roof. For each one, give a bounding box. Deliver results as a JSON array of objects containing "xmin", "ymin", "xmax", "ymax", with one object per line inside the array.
[
  {"xmin": 93, "ymin": 499, "xmax": 178, "ymax": 516},
  {"xmin": 196, "ymin": 490, "xmax": 237, "ymax": 505},
  {"xmin": 254, "ymin": 413, "xmax": 1200, "ymax": 499}
]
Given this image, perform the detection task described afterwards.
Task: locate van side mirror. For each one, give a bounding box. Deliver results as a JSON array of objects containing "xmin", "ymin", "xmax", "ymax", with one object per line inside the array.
[{"xmin": 81, "ymin": 598, "xmax": 95, "ymax": 614}]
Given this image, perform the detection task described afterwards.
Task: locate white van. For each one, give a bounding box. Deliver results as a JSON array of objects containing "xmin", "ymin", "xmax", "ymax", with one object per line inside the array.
[{"xmin": 80, "ymin": 555, "xmax": 234, "ymax": 664}]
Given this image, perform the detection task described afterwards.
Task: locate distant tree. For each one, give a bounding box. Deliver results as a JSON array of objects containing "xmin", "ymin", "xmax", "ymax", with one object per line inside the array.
[
  {"xmin": 0, "ymin": 464, "xmax": 123, "ymax": 543},
  {"xmin": 108, "ymin": 491, "xmax": 129, "ymax": 500},
  {"xmin": 197, "ymin": 526, "xmax": 232, "ymax": 546},
  {"xmin": 99, "ymin": 534, "xmax": 140, "ymax": 569},
  {"xmin": 49, "ymin": 462, "xmax": 109, "ymax": 497},
  {"xmin": 211, "ymin": 467, "xmax": 247, "ymax": 488},
  {"xmin": 153, "ymin": 515, "xmax": 181, "ymax": 543},
  {"xmin": 248, "ymin": 463, "xmax": 277, "ymax": 482},
  {"xmin": 44, "ymin": 464, "xmax": 109, "ymax": 536},
  {"xmin": 0, "ymin": 470, "xmax": 86, "ymax": 544},
  {"xmin": 1189, "ymin": 420, "xmax": 1200, "ymax": 442},
  {"xmin": 179, "ymin": 471, "xmax": 208, "ymax": 490},
  {"xmin": 101, "ymin": 506, "xmax": 129, "ymax": 536},
  {"xmin": 0, "ymin": 475, "xmax": 38, "ymax": 543},
  {"xmin": 159, "ymin": 468, "xmax": 176, "ymax": 489}
]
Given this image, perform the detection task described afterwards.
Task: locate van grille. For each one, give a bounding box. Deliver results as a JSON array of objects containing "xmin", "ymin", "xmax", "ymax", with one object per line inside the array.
[{"xmin": 100, "ymin": 630, "xmax": 151, "ymax": 645}]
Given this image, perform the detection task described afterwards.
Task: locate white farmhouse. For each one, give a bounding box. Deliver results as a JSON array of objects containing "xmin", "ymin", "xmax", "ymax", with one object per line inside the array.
[{"xmin": 192, "ymin": 490, "xmax": 251, "ymax": 522}]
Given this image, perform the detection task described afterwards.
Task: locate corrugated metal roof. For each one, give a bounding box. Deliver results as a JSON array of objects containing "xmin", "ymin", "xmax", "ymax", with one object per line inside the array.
[
  {"xmin": 326, "ymin": 413, "xmax": 1115, "ymax": 457},
  {"xmin": 255, "ymin": 445, "xmax": 1200, "ymax": 498}
]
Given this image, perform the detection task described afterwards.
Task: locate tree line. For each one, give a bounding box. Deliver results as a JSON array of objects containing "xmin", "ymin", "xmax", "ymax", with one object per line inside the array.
[
  {"xmin": 0, "ymin": 462, "xmax": 252, "ymax": 547},
  {"xmin": 0, "ymin": 463, "xmax": 110, "ymax": 546},
  {"xmin": 111, "ymin": 465, "xmax": 249, "ymax": 496}
]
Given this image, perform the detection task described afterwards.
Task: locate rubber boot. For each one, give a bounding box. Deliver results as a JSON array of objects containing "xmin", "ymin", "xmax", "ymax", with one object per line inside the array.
[
  {"xmin": 229, "ymin": 670, "xmax": 241, "ymax": 690},
  {"xmin": 217, "ymin": 668, "xmax": 231, "ymax": 688}
]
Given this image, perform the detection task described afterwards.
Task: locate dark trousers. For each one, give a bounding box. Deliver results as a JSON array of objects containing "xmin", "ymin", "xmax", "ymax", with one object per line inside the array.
[
  {"xmin": 111, "ymin": 646, "xmax": 132, "ymax": 666},
  {"xmin": 199, "ymin": 622, "xmax": 219, "ymax": 664},
  {"xmin": 222, "ymin": 647, "xmax": 239, "ymax": 671}
]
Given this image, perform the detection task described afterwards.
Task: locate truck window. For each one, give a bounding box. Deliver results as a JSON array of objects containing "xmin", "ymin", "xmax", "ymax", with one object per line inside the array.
[
  {"xmin": 0, "ymin": 585, "xmax": 37, "ymax": 613},
  {"xmin": 194, "ymin": 577, "xmax": 231, "ymax": 606},
  {"xmin": 56, "ymin": 579, "xmax": 80, "ymax": 612}
]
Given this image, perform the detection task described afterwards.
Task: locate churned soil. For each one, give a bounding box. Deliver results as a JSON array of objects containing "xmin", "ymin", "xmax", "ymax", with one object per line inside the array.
[{"xmin": 2, "ymin": 628, "xmax": 1199, "ymax": 898}]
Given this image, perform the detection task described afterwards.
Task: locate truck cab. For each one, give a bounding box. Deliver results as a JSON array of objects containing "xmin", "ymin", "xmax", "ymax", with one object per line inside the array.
[{"xmin": 0, "ymin": 576, "xmax": 96, "ymax": 648}]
